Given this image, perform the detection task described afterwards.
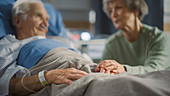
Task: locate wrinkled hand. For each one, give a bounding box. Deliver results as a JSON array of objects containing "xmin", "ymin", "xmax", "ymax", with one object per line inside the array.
[
  {"xmin": 95, "ymin": 60, "xmax": 126, "ymax": 74},
  {"xmin": 45, "ymin": 68, "xmax": 87, "ymax": 85}
]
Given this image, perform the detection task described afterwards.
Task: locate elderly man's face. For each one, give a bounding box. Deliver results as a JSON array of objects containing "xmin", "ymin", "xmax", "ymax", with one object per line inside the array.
[{"xmin": 16, "ymin": 3, "xmax": 49, "ymax": 39}]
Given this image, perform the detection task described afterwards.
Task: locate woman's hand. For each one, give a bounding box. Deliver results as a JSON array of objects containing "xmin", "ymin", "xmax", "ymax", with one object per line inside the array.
[
  {"xmin": 95, "ymin": 60, "xmax": 126, "ymax": 74},
  {"xmin": 45, "ymin": 68, "xmax": 87, "ymax": 85}
]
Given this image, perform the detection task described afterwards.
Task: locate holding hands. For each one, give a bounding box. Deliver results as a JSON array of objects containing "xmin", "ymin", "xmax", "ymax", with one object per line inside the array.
[
  {"xmin": 95, "ymin": 60, "xmax": 126, "ymax": 74},
  {"xmin": 45, "ymin": 60, "xmax": 126, "ymax": 86}
]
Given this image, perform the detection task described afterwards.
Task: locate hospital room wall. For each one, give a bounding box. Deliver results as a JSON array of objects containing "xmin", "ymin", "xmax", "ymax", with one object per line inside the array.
[
  {"xmin": 164, "ymin": 0, "xmax": 170, "ymax": 32},
  {"xmin": 42, "ymin": 0, "xmax": 93, "ymax": 32}
]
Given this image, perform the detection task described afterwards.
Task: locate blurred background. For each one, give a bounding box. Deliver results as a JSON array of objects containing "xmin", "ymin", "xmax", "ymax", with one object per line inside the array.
[{"xmin": 41, "ymin": 0, "xmax": 170, "ymax": 62}]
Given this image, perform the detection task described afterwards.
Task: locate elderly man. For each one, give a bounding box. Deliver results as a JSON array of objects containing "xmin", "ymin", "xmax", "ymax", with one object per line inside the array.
[{"xmin": 0, "ymin": 0, "xmax": 96, "ymax": 95}]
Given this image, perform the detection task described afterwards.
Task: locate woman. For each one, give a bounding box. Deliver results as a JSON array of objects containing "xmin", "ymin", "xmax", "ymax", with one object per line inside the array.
[{"xmin": 95, "ymin": 0, "xmax": 169, "ymax": 74}]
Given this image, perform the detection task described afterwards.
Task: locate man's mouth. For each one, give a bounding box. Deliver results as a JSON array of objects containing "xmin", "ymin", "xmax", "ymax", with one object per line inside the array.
[{"xmin": 39, "ymin": 27, "xmax": 46, "ymax": 32}]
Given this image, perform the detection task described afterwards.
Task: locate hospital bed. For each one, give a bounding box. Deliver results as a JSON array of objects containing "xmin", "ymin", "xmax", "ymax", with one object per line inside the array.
[{"xmin": 1, "ymin": 0, "xmax": 170, "ymax": 96}]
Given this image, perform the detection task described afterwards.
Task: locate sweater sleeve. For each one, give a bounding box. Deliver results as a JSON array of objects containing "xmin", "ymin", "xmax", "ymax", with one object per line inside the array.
[
  {"xmin": 124, "ymin": 32, "xmax": 170, "ymax": 74},
  {"xmin": 100, "ymin": 42, "xmax": 114, "ymax": 62}
]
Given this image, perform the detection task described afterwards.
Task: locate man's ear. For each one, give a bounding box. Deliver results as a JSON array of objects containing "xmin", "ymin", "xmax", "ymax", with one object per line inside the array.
[{"xmin": 14, "ymin": 14, "xmax": 24, "ymax": 28}]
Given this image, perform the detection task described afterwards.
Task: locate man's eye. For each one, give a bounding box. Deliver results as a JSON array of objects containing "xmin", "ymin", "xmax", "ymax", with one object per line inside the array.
[{"xmin": 36, "ymin": 14, "xmax": 42, "ymax": 19}]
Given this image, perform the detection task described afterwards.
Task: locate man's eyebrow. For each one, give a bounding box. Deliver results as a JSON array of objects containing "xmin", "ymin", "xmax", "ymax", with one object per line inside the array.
[
  {"xmin": 35, "ymin": 10, "xmax": 42, "ymax": 14},
  {"xmin": 35, "ymin": 10, "xmax": 50, "ymax": 19}
]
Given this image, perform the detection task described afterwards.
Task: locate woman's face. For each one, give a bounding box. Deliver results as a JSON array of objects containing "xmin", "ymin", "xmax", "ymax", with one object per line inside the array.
[{"xmin": 108, "ymin": 0, "xmax": 136, "ymax": 29}]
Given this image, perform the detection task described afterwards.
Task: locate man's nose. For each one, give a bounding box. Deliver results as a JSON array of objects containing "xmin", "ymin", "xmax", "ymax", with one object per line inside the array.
[
  {"xmin": 41, "ymin": 21, "xmax": 49, "ymax": 29},
  {"xmin": 44, "ymin": 21, "xmax": 49, "ymax": 28},
  {"xmin": 42, "ymin": 19, "xmax": 49, "ymax": 29},
  {"xmin": 41, "ymin": 23, "xmax": 48, "ymax": 29}
]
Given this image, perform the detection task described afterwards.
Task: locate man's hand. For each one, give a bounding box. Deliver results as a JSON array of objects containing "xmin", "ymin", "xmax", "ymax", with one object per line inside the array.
[
  {"xmin": 45, "ymin": 68, "xmax": 87, "ymax": 85},
  {"xmin": 94, "ymin": 60, "xmax": 126, "ymax": 74},
  {"xmin": 9, "ymin": 68, "xmax": 87, "ymax": 95}
]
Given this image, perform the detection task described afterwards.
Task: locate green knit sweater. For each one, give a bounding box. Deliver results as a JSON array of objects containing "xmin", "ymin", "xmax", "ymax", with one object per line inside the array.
[{"xmin": 100, "ymin": 24, "xmax": 170, "ymax": 74}]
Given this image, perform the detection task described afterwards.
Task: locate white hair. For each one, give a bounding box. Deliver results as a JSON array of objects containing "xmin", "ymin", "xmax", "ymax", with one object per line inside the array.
[
  {"xmin": 12, "ymin": 0, "xmax": 43, "ymax": 25},
  {"xmin": 103, "ymin": 0, "xmax": 148, "ymax": 20}
]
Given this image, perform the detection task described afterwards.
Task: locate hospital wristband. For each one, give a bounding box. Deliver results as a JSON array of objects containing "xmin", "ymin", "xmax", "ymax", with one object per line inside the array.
[{"xmin": 38, "ymin": 70, "xmax": 49, "ymax": 86}]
